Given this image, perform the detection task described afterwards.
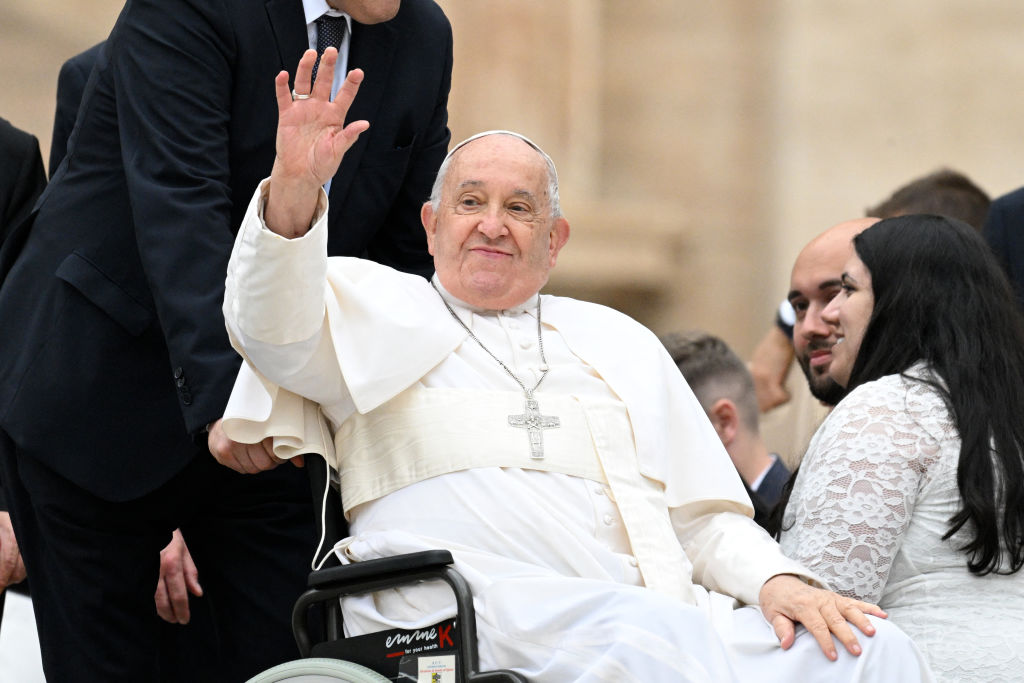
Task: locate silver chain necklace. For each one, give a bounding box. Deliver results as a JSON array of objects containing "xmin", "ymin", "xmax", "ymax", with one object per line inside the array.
[{"xmin": 432, "ymin": 281, "xmax": 560, "ymax": 459}]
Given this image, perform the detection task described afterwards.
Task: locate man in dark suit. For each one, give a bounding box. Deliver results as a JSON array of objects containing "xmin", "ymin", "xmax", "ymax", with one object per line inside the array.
[
  {"xmin": 0, "ymin": 0, "xmax": 452, "ymax": 680},
  {"xmin": 984, "ymin": 186, "xmax": 1024, "ymax": 309},
  {"xmin": 0, "ymin": 116, "xmax": 45, "ymax": 617}
]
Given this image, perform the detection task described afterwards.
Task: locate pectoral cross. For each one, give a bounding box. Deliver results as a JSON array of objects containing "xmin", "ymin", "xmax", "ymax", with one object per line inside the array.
[{"xmin": 508, "ymin": 394, "xmax": 560, "ymax": 460}]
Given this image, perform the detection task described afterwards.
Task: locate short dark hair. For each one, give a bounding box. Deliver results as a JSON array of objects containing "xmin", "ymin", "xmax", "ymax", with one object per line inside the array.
[
  {"xmin": 866, "ymin": 168, "xmax": 990, "ymax": 232},
  {"xmin": 662, "ymin": 332, "xmax": 759, "ymax": 433},
  {"xmin": 849, "ymin": 215, "xmax": 1024, "ymax": 576}
]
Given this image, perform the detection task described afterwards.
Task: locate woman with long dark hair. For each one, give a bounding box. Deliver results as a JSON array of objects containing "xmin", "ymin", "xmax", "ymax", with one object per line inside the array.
[{"xmin": 777, "ymin": 215, "xmax": 1024, "ymax": 681}]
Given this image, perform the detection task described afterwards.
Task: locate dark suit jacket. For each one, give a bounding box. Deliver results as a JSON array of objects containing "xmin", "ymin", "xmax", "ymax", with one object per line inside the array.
[
  {"xmin": 0, "ymin": 118, "xmax": 46, "ymax": 511},
  {"xmin": 984, "ymin": 185, "xmax": 1024, "ymax": 308},
  {"xmin": 755, "ymin": 456, "xmax": 791, "ymax": 510},
  {"xmin": 48, "ymin": 44, "xmax": 103, "ymax": 178},
  {"xmin": 0, "ymin": 0, "xmax": 451, "ymax": 501},
  {"xmin": 0, "ymin": 118, "xmax": 47, "ymax": 284}
]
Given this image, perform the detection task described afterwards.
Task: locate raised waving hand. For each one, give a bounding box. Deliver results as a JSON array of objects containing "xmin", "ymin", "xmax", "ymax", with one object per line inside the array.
[{"xmin": 265, "ymin": 47, "xmax": 370, "ymax": 238}]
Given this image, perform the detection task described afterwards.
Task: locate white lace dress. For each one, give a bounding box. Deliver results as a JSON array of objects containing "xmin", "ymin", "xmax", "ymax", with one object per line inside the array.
[{"xmin": 778, "ymin": 367, "xmax": 1024, "ymax": 682}]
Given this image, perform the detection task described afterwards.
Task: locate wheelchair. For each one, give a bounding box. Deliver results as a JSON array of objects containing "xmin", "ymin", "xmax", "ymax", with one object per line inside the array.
[{"xmin": 247, "ymin": 455, "xmax": 526, "ymax": 683}]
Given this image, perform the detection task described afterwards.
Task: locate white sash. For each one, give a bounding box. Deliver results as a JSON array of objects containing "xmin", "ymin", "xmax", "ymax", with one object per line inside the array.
[{"xmin": 336, "ymin": 385, "xmax": 696, "ymax": 601}]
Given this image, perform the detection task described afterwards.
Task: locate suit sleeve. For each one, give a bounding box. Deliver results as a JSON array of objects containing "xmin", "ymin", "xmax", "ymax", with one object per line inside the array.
[
  {"xmin": 0, "ymin": 124, "xmax": 46, "ymax": 255},
  {"xmin": 110, "ymin": 0, "xmax": 241, "ymax": 434},
  {"xmin": 49, "ymin": 44, "xmax": 101, "ymax": 176},
  {"xmin": 364, "ymin": 14, "xmax": 452, "ymax": 278}
]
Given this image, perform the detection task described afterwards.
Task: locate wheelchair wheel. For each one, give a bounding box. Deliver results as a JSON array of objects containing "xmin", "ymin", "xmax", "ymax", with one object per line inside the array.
[{"xmin": 246, "ymin": 657, "xmax": 391, "ymax": 682}]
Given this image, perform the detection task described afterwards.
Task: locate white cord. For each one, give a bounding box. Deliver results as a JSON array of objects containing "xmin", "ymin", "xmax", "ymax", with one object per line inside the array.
[{"xmin": 310, "ymin": 412, "xmax": 336, "ymax": 571}]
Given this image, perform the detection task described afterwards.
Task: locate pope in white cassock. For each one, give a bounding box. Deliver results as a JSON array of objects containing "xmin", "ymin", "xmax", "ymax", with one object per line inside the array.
[{"xmin": 215, "ymin": 48, "xmax": 934, "ymax": 682}]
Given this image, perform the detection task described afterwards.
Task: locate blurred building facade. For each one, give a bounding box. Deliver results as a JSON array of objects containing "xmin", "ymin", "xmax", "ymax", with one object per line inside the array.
[{"xmin": 4, "ymin": 0, "xmax": 1023, "ymax": 353}]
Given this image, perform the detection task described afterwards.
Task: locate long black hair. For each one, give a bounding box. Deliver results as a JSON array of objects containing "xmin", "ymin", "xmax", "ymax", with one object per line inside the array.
[{"xmin": 846, "ymin": 214, "xmax": 1024, "ymax": 575}]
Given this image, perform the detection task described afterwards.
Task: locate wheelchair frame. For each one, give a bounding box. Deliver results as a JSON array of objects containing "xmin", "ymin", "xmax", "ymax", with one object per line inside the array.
[{"xmin": 279, "ymin": 454, "xmax": 526, "ymax": 682}]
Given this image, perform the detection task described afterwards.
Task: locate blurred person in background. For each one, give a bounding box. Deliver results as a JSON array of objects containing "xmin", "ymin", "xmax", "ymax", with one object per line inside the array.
[{"xmin": 663, "ymin": 331, "xmax": 788, "ymax": 529}]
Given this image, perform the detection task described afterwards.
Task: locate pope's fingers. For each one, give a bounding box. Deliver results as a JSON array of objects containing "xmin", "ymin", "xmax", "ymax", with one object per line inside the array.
[
  {"xmin": 338, "ymin": 119, "xmax": 371, "ymax": 150},
  {"xmin": 231, "ymin": 445, "xmax": 259, "ymax": 474},
  {"xmin": 333, "ymin": 68, "xmax": 365, "ymax": 112},
  {"xmin": 211, "ymin": 438, "xmax": 250, "ymax": 473},
  {"xmin": 799, "ymin": 611, "xmax": 839, "ymax": 661},
  {"xmin": 311, "ymin": 47, "xmax": 338, "ymax": 99},
  {"xmin": 770, "ymin": 613, "xmax": 796, "ymax": 651},
  {"xmin": 822, "ymin": 607, "xmax": 863, "ymax": 657},
  {"xmin": 209, "ymin": 440, "xmax": 241, "ymax": 472},
  {"xmin": 241, "ymin": 442, "xmax": 280, "ymax": 472},
  {"xmin": 849, "ymin": 598, "xmax": 886, "ymax": 621},
  {"xmin": 838, "ymin": 600, "xmax": 878, "ymax": 636},
  {"xmin": 274, "ymin": 70, "xmax": 293, "ymax": 115},
  {"xmin": 293, "ymin": 48, "xmax": 318, "ymax": 98}
]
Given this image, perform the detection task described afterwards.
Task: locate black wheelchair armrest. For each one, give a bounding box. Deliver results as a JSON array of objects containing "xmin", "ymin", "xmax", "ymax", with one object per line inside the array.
[{"xmin": 307, "ymin": 549, "xmax": 455, "ymax": 589}]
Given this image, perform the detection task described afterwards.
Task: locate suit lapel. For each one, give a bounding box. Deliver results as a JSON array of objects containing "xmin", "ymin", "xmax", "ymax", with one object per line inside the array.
[
  {"xmin": 264, "ymin": 0, "xmax": 310, "ymax": 85},
  {"xmin": 328, "ymin": 19, "xmax": 398, "ymax": 211}
]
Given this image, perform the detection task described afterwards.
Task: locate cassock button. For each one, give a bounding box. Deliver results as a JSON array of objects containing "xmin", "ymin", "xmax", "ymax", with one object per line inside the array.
[
  {"xmin": 628, "ymin": 556, "xmax": 638, "ymax": 567},
  {"xmin": 519, "ymin": 338, "xmax": 532, "ymax": 350},
  {"xmin": 594, "ymin": 485, "xmax": 605, "ymax": 495},
  {"xmin": 173, "ymin": 367, "xmax": 184, "ymax": 379},
  {"xmin": 602, "ymin": 514, "xmax": 614, "ymax": 526}
]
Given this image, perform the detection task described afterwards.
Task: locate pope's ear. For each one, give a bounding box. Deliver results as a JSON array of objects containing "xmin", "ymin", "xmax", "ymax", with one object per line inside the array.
[
  {"xmin": 548, "ymin": 217, "xmax": 570, "ymax": 267},
  {"xmin": 421, "ymin": 202, "xmax": 437, "ymax": 255}
]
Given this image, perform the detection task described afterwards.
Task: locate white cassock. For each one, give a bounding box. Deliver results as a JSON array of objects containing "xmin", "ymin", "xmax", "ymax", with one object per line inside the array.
[{"xmin": 222, "ymin": 181, "xmax": 934, "ymax": 682}]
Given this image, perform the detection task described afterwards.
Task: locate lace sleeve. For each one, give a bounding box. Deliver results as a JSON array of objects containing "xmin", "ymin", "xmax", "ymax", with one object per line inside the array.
[{"xmin": 778, "ymin": 376, "xmax": 946, "ymax": 602}]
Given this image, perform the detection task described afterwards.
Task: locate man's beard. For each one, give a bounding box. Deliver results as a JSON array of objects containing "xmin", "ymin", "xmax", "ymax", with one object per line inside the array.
[{"xmin": 796, "ymin": 351, "xmax": 848, "ymax": 407}]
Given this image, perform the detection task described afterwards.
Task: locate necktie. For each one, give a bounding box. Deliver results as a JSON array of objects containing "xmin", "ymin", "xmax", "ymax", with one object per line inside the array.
[{"xmin": 312, "ymin": 15, "xmax": 348, "ymax": 86}]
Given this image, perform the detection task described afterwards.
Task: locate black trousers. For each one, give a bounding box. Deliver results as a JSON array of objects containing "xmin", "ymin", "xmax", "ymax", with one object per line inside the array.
[{"xmin": 0, "ymin": 430, "xmax": 314, "ymax": 682}]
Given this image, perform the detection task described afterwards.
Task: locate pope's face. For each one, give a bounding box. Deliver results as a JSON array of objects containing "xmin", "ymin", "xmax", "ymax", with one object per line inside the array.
[{"xmin": 422, "ymin": 135, "xmax": 570, "ymax": 310}]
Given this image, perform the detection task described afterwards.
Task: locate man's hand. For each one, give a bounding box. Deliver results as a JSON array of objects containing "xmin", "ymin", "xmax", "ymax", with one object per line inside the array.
[
  {"xmin": 748, "ymin": 326, "xmax": 794, "ymax": 412},
  {"xmin": 759, "ymin": 574, "xmax": 886, "ymax": 661},
  {"xmin": 266, "ymin": 47, "xmax": 370, "ymax": 238},
  {"xmin": 207, "ymin": 418, "xmax": 303, "ymax": 473},
  {"xmin": 155, "ymin": 529, "xmax": 202, "ymax": 624},
  {"xmin": 0, "ymin": 511, "xmax": 27, "ymax": 592}
]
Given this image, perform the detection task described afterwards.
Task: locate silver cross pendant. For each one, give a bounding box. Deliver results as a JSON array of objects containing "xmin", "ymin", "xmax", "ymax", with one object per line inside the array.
[{"xmin": 508, "ymin": 395, "xmax": 560, "ymax": 460}]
